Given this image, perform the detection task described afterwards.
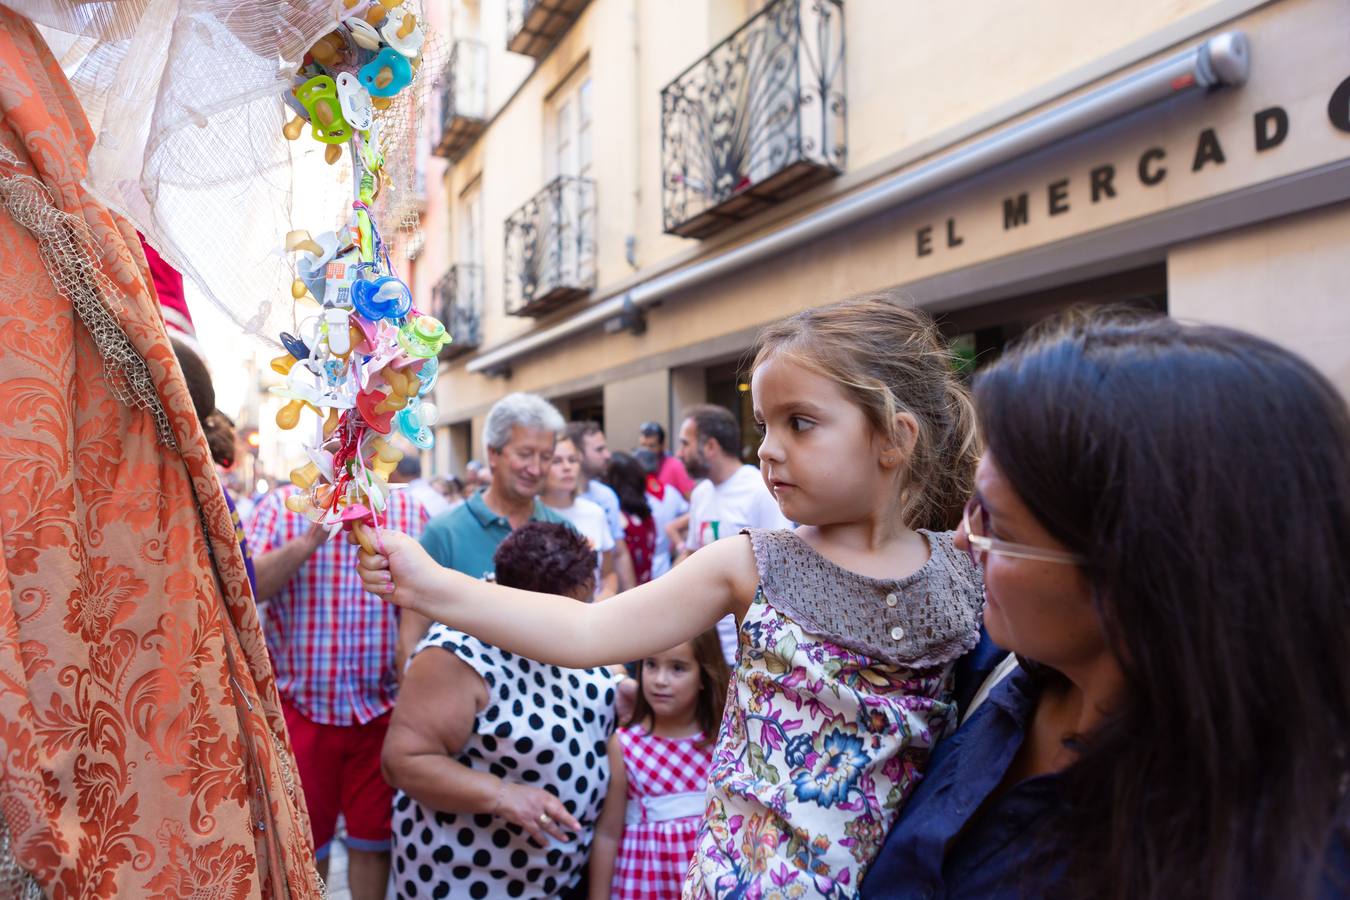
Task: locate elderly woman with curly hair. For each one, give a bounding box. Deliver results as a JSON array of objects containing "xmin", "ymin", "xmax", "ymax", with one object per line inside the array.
[{"xmin": 382, "ymin": 522, "xmax": 625, "ymax": 900}]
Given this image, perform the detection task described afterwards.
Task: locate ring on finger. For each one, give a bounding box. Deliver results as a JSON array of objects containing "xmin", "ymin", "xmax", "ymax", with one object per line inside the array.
[{"xmin": 538, "ymin": 813, "xmax": 551, "ymax": 826}]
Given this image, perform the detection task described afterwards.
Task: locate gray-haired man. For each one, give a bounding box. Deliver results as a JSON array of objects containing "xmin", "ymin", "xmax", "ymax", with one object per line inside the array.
[{"xmin": 396, "ymin": 393, "xmax": 571, "ymax": 666}]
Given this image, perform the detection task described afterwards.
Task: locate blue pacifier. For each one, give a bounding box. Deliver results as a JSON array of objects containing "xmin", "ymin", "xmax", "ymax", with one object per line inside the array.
[
  {"xmin": 280, "ymin": 331, "xmax": 312, "ymax": 361},
  {"xmin": 396, "ymin": 399, "xmax": 436, "ymax": 449},
  {"xmin": 359, "ymin": 47, "xmax": 412, "ymax": 98},
  {"xmin": 416, "ymin": 357, "xmax": 438, "ymax": 396},
  {"xmin": 351, "ymin": 276, "xmax": 412, "ymax": 322}
]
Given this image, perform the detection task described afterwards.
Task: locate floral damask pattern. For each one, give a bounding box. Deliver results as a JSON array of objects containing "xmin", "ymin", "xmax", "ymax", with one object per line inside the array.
[
  {"xmin": 0, "ymin": 12, "xmax": 320, "ymax": 897},
  {"xmin": 683, "ymin": 587, "xmax": 957, "ymax": 899}
]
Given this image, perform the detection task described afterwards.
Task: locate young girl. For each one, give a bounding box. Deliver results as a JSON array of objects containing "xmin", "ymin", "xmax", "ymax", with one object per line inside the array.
[
  {"xmin": 589, "ymin": 629, "xmax": 731, "ymax": 899},
  {"xmin": 356, "ymin": 295, "xmax": 985, "ymax": 897}
]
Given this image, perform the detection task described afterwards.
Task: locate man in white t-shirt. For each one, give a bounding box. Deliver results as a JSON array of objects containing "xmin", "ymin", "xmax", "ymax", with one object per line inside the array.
[{"xmin": 676, "ymin": 404, "xmax": 792, "ymax": 662}]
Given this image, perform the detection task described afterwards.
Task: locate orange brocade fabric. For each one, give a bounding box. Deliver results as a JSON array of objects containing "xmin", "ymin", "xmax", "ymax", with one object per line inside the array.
[{"xmin": 0, "ymin": 13, "xmax": 321, "ymax": 899}]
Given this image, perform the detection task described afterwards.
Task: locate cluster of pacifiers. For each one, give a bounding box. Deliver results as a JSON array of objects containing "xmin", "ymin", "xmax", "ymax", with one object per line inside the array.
[
  {"xmin": 282, "ymin": 0, "xmax": 425, "ymax": 164},
  {"xmin": 271, "ymin": 225, "xmax": 448, "ymax": 532},
  {"xmin": 272, "ymin": 0, "xmax": 443, "ymax": 547}
]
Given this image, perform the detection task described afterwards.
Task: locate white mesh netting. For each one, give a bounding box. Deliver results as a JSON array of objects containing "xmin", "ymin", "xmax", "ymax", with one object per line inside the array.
[{"xmin": 5, "ymin": 0, "xmax": 443, "ymax": 347}]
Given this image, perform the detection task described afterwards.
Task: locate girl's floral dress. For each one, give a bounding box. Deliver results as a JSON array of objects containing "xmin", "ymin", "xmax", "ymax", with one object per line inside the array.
[{"xmin": 682, "ymin": 529, "xmax": 984, "ymax": 900}]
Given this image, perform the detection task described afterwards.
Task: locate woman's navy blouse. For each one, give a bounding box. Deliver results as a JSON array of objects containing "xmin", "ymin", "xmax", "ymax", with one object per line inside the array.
[
  {"xmin": 861, "ymin": 664, "xmax": 1054, "ymax": 900},
  {"xmin": 863, "ymin": 660, "xmax": 1350, "ymax": 899}
]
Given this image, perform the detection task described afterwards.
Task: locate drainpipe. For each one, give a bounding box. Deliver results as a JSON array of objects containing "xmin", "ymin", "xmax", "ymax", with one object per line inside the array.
[{"xmin": 468, "ymin": 31, "xmax": 1249, "ymax": 376}]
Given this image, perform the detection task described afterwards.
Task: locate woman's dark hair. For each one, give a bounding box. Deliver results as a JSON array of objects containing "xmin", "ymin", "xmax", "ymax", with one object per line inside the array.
[
  {"xmin": 170, "ymin": 338, "xmax": 215, "ymax": 423},
  {"xmin": 607, "ymin": 452, "xmax": 651, "ymax": 519},
  {"xmin": 493, "ymin": 522, "xmax": 596, "ymax": 597},
  {"xmin": 171, "ymin": 338, "xmax": 235, "ymax": 467},
  {"xmin": 625, "ymin": 628, "xmax": 730, "ymax": 748},
  {"xmin": 975, "ymin": 308, "xmax": 1350, "ymax": 899}
]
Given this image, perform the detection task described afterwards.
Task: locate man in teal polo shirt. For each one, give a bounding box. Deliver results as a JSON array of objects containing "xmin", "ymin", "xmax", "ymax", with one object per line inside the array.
[{"xmin": 396, "ymin": 393, "xmax": 569, "ymax": 666}]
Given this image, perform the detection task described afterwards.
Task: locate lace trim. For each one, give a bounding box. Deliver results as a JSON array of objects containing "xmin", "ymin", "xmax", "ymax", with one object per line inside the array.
[
  {"xmin": 0, "ymin": 815, "xmax": 42, "ymax": 900},
  {"xmin": 0, "ymin": 142, "xmax": 175, "ymax": 446},
  {"xmin": 745, "ymin": 528, "xmax": 984, "ymax": 669}
]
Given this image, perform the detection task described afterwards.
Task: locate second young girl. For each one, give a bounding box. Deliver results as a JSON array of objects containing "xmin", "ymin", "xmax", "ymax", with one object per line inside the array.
[
  {"xmin": 589, "ymin": 628, "xmax": 731, "ymax": 899},
  {"xmin": 357, "ymin": 294, "xmax": 985, "ymax": 898}
]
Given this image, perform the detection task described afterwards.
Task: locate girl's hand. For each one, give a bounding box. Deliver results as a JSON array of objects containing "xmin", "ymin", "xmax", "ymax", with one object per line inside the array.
[
  {"xmin": 495, "ymin": 781, "xmax": 581, "ymax": 846},
  {"xmin": 352, "ymin": 527, "xmax": 437, "ymax": 612}
]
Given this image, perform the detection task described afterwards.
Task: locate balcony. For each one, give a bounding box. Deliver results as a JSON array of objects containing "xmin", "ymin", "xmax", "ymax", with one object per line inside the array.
[
  {"xmin": 431, "ymin": 264, "xmax": 483, "ymax": 360},
  {"xmin": 506, "ymin": 0, "xmax": 590, "ymax": 59},
  {"xmin": 503, "ymin": 175, "xmax": 596, "ymax": 317},
  {"xmin": 431, "ymin": 39, "xmax": 488, "ymax": 161},
  {"xmin": 661, "ymin": 0, "xmax": 846, "ymax": 240}
]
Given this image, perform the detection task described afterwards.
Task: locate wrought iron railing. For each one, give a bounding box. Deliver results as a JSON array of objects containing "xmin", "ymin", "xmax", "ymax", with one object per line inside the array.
[
  {"xmin": 503, "ymin": 175, "xmax": 596, "ymax": 317},
  {"xmin": 506, "ymin": 0, "xmax": 590, "ymax": 58},
  {"xmin": 432, "ymin": 39, "xmax": 488, "ymax": 161},
  {"xmin": 431, "ymin": 264, "xmax": 483, "ymax": 360},
  {"xmin": 661, "ymin": 0, "xmax": 846, "ymax": 239}
]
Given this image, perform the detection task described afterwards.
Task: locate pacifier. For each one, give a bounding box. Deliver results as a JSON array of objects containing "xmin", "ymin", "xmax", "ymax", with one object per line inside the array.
[
  {"xmin": 396, "ymin": 398, "xmax": 437, "ymax": 449},
  {"xmin": 335, "ymin": 73, "xmax": 373, "ymax": 132},
  {"xmin": 397, "ymin": 315, "xmax": 451, "ymax": 358},
  {"xmin": 381, "ymin": 10, "xmax": 424, "ymax": 58},
  {"xmin": 415, "ymin": 357, "xmax": 437, "ymax": 396},
  {"xmin": 346, "ymin": 19, "xmax": 383, "ymax": 51},
  {"xmin": 349, "ymin": 313, "xmax": 378, "ymax": 355},
  {"xmin": 296, "ymin": 75, "xmax": 353, "ymax": 144},
  {"xmin": 279, "ymin": 331, "xmax": 312, "ymax": 362},
  {"xmin": 351, "ymin": 276, "xmax": 412, "ymax": 321},
  {"xmin": 356, "ymin": 385, "xmax": 397, "ymax": 433},
  {"xmin": 308, "ymin": 32, "xmax": 347, "ymax": 70},
  {"xmin": 342, "ymin": 503, "xmax": 380, "ymax": 552},
  {"xmin": 367, "ymin": 434, "xmax": 404, "ymax": 479},
  {"xmin": 358, "ymin": 47, "xmax": 412, "ymax": 98}
]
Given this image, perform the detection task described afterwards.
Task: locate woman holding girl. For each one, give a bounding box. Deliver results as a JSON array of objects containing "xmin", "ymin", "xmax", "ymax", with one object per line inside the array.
[
  {"xmin": 589, "ymin": 629, "xmax": 731, "ymax": 898},
  {"xmin": 863, "ymin": 311, "xmax": 1350, "ymax": 899},
  {"xmin": 356, "ymin": 294, "xmax": 984, "ymax": 898}
]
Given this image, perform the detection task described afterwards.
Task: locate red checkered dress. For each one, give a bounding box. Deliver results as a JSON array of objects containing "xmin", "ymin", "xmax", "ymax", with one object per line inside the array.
[{"xmin": 613, "ymin": 726, "xmax": 713, "ymax": 900}]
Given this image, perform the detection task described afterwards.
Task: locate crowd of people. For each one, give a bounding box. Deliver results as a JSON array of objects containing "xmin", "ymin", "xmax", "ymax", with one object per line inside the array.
[
  {"xmin": 6, "ymin": 8, "xmax": 1344, "ymax": 898},
  {"xmin": 150, "ymin": 295, "xmax": 1350, "ymax": 900}
]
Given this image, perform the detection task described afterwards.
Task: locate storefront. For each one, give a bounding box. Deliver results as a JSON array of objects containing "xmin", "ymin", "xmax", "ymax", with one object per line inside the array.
[{"xmin": 437, "ymin": 0, "xmax": 1350, "ymax": 461}]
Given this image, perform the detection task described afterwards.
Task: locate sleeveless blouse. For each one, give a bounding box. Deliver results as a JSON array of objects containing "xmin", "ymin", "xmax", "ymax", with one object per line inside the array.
[{"xmin": 682, "ymin": 529, "xmax": 984, "ymax": 899}]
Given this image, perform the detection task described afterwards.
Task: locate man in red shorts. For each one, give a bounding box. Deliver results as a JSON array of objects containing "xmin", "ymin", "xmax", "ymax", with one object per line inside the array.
[{"xmin": 249, "ymin": 482, "xmax": 428, "ymax": 899}]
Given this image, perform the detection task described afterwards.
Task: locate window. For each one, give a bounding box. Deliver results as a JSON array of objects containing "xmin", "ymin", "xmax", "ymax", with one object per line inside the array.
[
  {"xmin": 548, "ymin": 70, "xmax": 592, "ymax": 180},
  {"xmin": 458, "ymin": 180, "xmax": 483, "ymax": 264}
]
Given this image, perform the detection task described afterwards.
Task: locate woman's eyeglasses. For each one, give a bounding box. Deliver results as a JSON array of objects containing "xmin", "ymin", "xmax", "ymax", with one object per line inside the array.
[{"xmin": 962, "ymin": 497, "xmax": 1084, "ymax": 567}]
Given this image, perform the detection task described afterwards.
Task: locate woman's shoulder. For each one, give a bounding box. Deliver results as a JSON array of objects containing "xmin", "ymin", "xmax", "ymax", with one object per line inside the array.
[{"xmin": 416, "ymin": 623, "xmax": 503, "ymax": 670}]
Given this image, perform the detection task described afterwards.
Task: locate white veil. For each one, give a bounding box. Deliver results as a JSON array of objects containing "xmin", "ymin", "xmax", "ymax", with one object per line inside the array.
[{"xmin": 5, "ymin": 0, "xmax": 436, "ymax": 345}]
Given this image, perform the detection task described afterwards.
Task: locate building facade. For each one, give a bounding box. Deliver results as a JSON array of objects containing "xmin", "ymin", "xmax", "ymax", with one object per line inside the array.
[{"xmin": 411, "ymin": 0, "xmax": 1350, "ymax": 473}]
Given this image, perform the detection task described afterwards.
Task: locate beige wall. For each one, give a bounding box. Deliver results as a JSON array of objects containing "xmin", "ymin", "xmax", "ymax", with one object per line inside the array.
[
  {"xmin": 426, "ymin": 0, "xmax": 1350, "ymax": 426},
  {"xmin": 1169, "ymin": 200, "xmax": 1350, "ymax": 395},
  {"xmin": 602, "ymin": 369, "xmax": 670, "ymax": 453}
]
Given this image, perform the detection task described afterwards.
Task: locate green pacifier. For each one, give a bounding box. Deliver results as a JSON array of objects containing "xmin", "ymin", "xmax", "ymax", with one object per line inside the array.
[
  {"xmin": 398, "ymin": 315, "xmax": 451, "ymax": 358},
  {"xmin": 296, "ymin": 75, "xmax": 353, "ymax": 145}
]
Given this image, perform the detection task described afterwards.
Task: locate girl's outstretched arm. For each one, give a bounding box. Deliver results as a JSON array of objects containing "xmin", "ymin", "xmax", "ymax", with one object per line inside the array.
[{"xmin": 354, "ymin": 526, "xmax": 758, "ymax": 668}]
